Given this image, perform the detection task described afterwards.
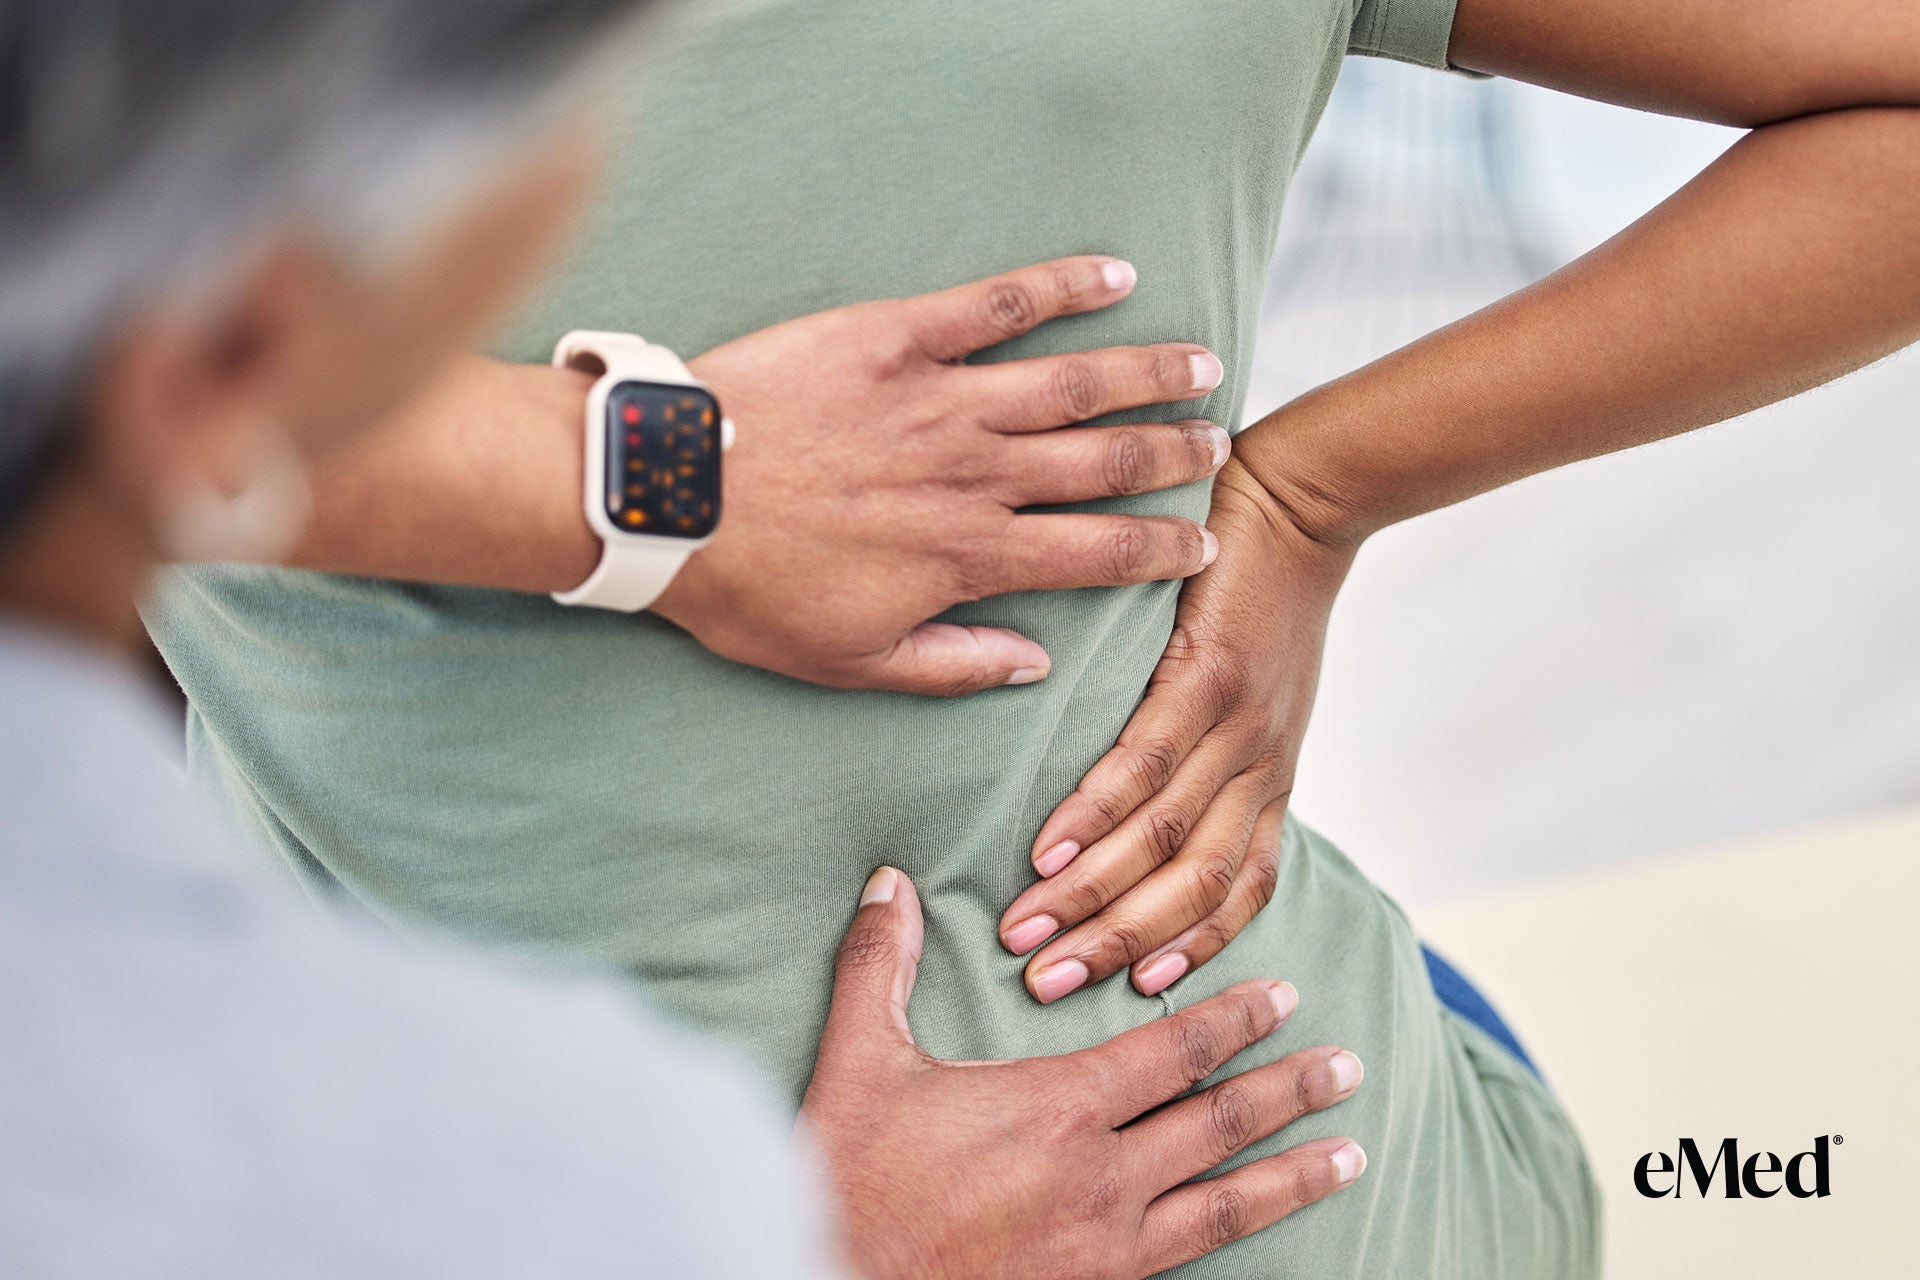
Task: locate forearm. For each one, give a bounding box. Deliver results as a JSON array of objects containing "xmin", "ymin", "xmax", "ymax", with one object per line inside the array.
[
  {"xmin": 285, "ymin": 353, "xmax": 598, "ymax": 593},
  {"xmin": 1235, "ymin": 105, "xmax": 1920, "ymax": 546}
]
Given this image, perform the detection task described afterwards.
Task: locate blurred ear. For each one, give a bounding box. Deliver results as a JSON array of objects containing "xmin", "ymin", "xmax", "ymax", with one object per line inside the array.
[{"xmin": 89, "ymin": 238, "xmax": 335, "ymax": 514}]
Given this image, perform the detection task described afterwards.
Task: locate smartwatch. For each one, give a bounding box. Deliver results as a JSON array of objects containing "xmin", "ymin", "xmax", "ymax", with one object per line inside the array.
[{"xmin": 550, "ymin": 330, "xmax": 732, "ymax": 612}]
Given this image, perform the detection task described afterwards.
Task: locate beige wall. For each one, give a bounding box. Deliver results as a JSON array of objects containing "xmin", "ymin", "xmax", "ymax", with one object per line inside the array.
[{"xmin": 1417, "ymin": 809, "xmax": 1920, "ymax": 1276}]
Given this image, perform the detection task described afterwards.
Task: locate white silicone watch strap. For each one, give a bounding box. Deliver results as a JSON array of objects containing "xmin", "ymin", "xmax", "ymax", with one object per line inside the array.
[{"xmin": 550, "ymin": 330, "xmax": 716, "ymax": 612}]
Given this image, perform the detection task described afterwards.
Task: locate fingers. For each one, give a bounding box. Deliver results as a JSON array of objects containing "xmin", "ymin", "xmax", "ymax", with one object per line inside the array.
[
  {"xmin": 1007, "ymin": 420, "xmax": 1229, "ymax": 506},
  {"xmin": 815, "ymin": 867, "xmax": 927, "ymax": 1077},
  {"xmin": 967, "ymin": 342, "xmax": 1225, "ymax": 434},
  {"xmin": 1135, "ymin": 1136, "xmax": 1367, "ymax": 1276},
  {"xmin": 1131, "ymin": 800, "xmax": 1287, "ymax": 996},
  {"xmin": 905, "ymin": 256, "xmax": 1141, "ymax": 362},
  {"xmin": 1027, "ymin": 623, "xmax": 1220, "ymax": 880},
  {"xmin": 1123, "ymin": 1043, "xmax": 1363, "ymax": 1188},
  {"xmin": 854, "ymin": 621, "xmax": 1053, "ymax": 696},
  {"xmin": 1067, "ymin": 979, "xmax": 1294, "ymax": 1125},
  {"xmin": 1020, "ymin": 772, "xmax": 1268, "ymax": 1002},
  {"xmin": 991, "ymin": 513, "xmax": 1218, "ymax": 595},
  {"xmin": 1001, "ymin": 730, "xmax": 1249, "ymax": 972}
]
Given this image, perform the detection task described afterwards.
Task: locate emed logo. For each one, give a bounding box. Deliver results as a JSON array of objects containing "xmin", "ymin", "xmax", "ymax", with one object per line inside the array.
[{"xmin": 1635, "ymin": 1135, "xmax": 1837, "ymax": 1199}]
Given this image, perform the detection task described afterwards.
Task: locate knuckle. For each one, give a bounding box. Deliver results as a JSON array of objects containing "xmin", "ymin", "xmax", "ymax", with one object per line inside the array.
[
  {"xmin": 1052, "ymin": 356, "xmax": 1105, "ymax": 421},
  {"xmin": 1101, "ymin": 429, "xmax": 1152, "ymax": 496},
  {"xmin": 1050, "ymin": 263, "xmax": 1087, "ymax": 313},
  {"xmin": 1191, "ymin": 853, "xmax": 1240, "ymax": 911},
  {"xmin": 1292, "ymin": 1060, "xmax": 1324, "ymax": 1119},
  {"xmin": 1072, "ymin": 1174, "xmax": 1126, "ymax": 1224},
  {"xmin": 1237, "ymin": 989, "xmax": 1267, "ymax": 1045},
  {"xmin": 984, "ymin": 281, "xmax": 1041, "ymax": 337},
  {"xmin": 1185, "ymin": 422, "xmax": 1219, "ymax": 472},
  {"xmin": 1201, "ymin": 1182, "xmax": 1254, "ymax": 1247},
  {"xmin": 1173, "ymin": 1014, "xmax": 1226, "ymax": 1088},
  {"xmin": 1287, "ymin": 1163, "xmax": 1324, "ymax": 1212},
  {"xmin": 1246, "ymin": 850, "xmax": 1281, "ymax": 910},
  {"xmin": 1100, "ymin": 521, "xmax": 1152, "ymax": 581},
  {"xmin": 869, "ymin": 320, "xmax": 922, "ymax": 375},
  {"xmin": 1206, "ymin": 1081, "xmax": 1261, "ymax": 1159},
  {"xmin": 944, "ymin": 529, "xmax": 1002, "ymax": 604},
  {"xmin": 1051, "ymin": 1094, "xmax": 1106, "ymax": 1138},
  {"xmin": 1101, "ymin": 916, "xmax": 1156, "ymax": 968},
  {"xmin": 1062, "ymin": 875, "xmax": 1114, "ymax": 920},
  {"xmin": 1150, "ymin": 346, "xmax": 1190, "ymax": 393},
  {"xmin": 1124, "ymin": 737, "xmax": 1182, "ymax": 793},
  {"xmin": 1143, "ymin": 805, "xmax": 1194, "ymax": 866},
  {"xmin": 1084, "ymin": 786, "xmax": 1135, "ymax": 828},
  {"xmin": 834, "ymin": 928, "xmax": 899, "ymax": 977}
]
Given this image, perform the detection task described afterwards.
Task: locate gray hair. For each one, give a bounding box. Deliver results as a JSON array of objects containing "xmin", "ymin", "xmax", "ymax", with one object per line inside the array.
[{"xmin": 0, "ymin": 0, "xmax": 643, "ymax": 523}]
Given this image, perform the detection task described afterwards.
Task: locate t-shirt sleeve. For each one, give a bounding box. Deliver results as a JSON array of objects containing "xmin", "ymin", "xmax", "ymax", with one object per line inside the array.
[{"xmin": 1348, "ymin": 0, "xmax": 1480, "ymax": 73}]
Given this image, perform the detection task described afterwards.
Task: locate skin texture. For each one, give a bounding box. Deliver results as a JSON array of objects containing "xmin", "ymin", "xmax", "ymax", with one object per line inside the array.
[
  {"xmin": 1001, "ymin": 461, "xmax": 1353, "ymax": 1002},
  {"xmin": 225, "ymin": 0, "xmax": 1920, "ymax": 1009},
  {"xmin": 290, "ymin": 255, "xmax": 1230, "ymax": 696},
  {"xmin": 659, "ymin": 259, "xmax": 1228, "ymax": 696},
  {"xmin": 805, "ymin": 868, "xmax": 1364, "ymax": 1280},
  {"xmin": 4, "ymin": 112, "xmax": 1354, "ymax": 1280},
  {"xmin": 1010, "ymin": 0, "xmax": 1920, "ymax": 1000}
]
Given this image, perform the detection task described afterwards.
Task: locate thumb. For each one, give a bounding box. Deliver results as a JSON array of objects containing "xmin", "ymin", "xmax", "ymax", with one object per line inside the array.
[
  {"xmin": 863, "ymin": 622, "xmax": 1051, "ymax": 696},
  {"xmin": 818, "ymin": 867, "xmax": 927, "ymax": 1072}
]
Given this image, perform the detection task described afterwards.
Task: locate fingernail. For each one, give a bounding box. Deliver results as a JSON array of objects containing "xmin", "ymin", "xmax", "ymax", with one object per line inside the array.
[
  {"xmin": 1136, "ymin": 952, "xmax": 1189, "ymax": 995},
  {"xmin": 1101, "ymin": 259, "xmax": 1137, "ymax": 292},
  {"xmin": 1331, "ymin": 1140, "xmax": 1367, "ymax": 1185},
  {"xmin": 1199, "ymin": 527, "xmax": 1219, "ymax": 567},
  {"xmin": 1034, "ymin": 839, "xmax": 1080, "ymax": 877},
  {"xmin": 1003, "ymin": 915, "xmax": 1058, "ymax": 955},
  {"xmin": 1189, "ymin": 352, "xmax": 1223, "ymax": 393},
  {"xmin": 1006, "ymin": 666, "xmax": 1049, "ymax": 686},
  {"xmin": 1032, "ymin": 958, "xmax": 1089, "ymax": 1003},
  {"xmin": 1330, "ymin": 1050, "xmax": 1364, "ymax": 1095},
  {"xmin": 860, "ymin": 866, "xmax": 899, "ymax": 907},
  {"xmin": 1267, "ymin": 981, "xmax": 1299, "ymax": 1023},
  {"xmin": 1207, "ymin": 425, "xmax": 1231, "ymax": 469}
]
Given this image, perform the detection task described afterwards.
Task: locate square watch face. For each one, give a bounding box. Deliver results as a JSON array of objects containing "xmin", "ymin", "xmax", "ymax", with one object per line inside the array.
[{"xmin": 603, "ymin": 380, "xmax": 722, "ymax": 539}]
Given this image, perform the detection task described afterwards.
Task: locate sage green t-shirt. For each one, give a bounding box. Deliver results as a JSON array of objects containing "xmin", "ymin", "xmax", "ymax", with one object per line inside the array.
[{"xmin": 150, "ymin": 2, "xmax": 1600, "ymax": 1275}]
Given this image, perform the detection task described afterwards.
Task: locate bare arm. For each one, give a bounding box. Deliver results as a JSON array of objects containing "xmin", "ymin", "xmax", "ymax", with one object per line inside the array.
[
  {"xmin": 280, "ymin": 257, "xmax": 1232, "ymax": 696},
  {"xmin": 1236, "ymin": 0, "xmax": 1920, "ymax": 544},
  {"xmin": 287, "ymin": 355, "xmax": 598, "ymax": 593},
  {"xmin": 1004, "ymin": 0, "xmax": 1920, "ymax": 998}
]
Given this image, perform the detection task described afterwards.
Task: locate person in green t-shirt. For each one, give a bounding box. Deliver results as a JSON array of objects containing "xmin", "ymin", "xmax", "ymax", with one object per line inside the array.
[{"xmin": 147, "ymin": 0, "xmax": 1920, "ymax": 1276}]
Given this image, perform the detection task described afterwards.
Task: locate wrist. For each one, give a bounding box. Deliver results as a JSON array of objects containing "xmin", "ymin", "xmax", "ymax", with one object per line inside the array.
[
  {"xmin": 494, "ymin": 358, "xmax": 603, "ymax": 594},
  {"xmin": 1232, "ymin": 391, "xmax": 1385, "ymax": 554},
  {"xmin": 646, "ymin": 539, "xmax": 727, "ymax": 637},
  {"xmin": 1212, "ymin": 456, "xmax": 1358, "ymax": 598}
]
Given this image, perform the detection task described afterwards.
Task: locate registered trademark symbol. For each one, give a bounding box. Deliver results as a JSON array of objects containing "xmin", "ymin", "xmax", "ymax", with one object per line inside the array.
[{"xmin": 1833, "ymin": 1135, "xmax": 1844, "ymax": 1145}]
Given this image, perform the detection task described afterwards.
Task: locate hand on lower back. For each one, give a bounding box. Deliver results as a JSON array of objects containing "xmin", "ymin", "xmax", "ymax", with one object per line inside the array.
[
  {"xmin": 998, "ymin": 460, "xmax": 1355, "ymax": 1002},
  {"xmin": 654, "ymin": 257, "xmax": 1228, "ymax": 697},
  {"xmin": 805, "ymin": 867, "xmax": 1365, "ymax": 1280}
]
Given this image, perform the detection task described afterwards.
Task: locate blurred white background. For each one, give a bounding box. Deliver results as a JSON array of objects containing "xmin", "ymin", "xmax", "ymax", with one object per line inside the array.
[{"xmin": 1250, "ymin": 62, "xmax": 1920, "ymax": 906}]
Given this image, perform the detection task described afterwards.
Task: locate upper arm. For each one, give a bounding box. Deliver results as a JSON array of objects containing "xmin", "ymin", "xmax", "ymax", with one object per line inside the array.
[{"xmin": 1447, "ymin": 0, "xmax": 1920, "ymax": 126}]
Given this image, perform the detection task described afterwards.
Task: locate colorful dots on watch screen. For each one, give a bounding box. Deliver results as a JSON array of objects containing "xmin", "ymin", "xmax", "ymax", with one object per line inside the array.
[{"xmin": 606, "ymin": 381, "xmax": 722, "ymax": 539}]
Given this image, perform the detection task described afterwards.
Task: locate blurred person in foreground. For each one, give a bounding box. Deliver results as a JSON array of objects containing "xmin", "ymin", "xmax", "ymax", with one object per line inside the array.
[{"xmin": 0, "ymin": 2, "xmax": 1373, "ymax": 1276}]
